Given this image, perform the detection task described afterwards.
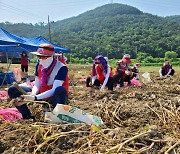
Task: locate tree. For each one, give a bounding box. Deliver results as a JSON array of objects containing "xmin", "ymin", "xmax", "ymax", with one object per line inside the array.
[
  {"xmin": 164, "ymin": 51, "xmax": 178, "ymax": 60},
  {"xmin": 144, "ymin": 56, "xmax": 155, "ymax": 63},
  {"xmin": 137, "ymin": 52, "xmax": 149, "ymax": 62}
]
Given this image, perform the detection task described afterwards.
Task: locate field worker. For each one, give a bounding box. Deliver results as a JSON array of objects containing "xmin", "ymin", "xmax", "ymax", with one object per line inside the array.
[
  {"xmin": 86, "ymin": 55, "xmax": 114, "ymax": 92},
  {"xmin": 113, "ymin": 54, "xmax": 133, "ymax": 88},
  {"xmin": 57, "ymin": 51, "xmax": 67, "ymax": 64},
  {"xmin": 8, "ymin": 44, "xmax": 69, "ymax": 120},
  {"xmin": 131, "ymin": 63, "xmax": 140, "ymax": 80},
  {"xmin": 20, "ymin": 51, "xmax": 29, "ymax": 79},
  {"xmin": 159, "ymin": 61, "xmax": 175, "ymax": 77}
]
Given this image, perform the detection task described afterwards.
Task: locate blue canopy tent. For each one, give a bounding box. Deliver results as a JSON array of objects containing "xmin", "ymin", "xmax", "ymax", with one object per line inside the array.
[
  {"xmin": 0, "ymin": 28, "xmax": 71, "ymax": 85},
  {"xmin": 0, "ymin": 28, "xmax": 71, "ymax": 53}
]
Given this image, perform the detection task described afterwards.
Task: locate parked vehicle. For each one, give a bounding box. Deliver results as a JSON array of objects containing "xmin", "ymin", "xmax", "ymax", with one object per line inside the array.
[{"xmin": 0, "ymin": 52, "xmax": 21, "ymax": 64}]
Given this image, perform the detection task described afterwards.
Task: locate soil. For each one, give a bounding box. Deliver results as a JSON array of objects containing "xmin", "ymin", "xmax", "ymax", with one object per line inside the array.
[{"xmin": 0, "ymin": 64, "xmax": 179, "ymax": 154}]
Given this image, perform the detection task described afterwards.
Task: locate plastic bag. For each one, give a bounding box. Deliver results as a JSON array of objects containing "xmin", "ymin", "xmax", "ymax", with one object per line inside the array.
[
  {"xmin": 142, "ymin": 72, "xmax": 151, "ymax": 83},
  {"xmin": 45, "ymin": 104, "xmax": 103, "ymax": 126},
  {"xmin": 0, "ymin": 108, "xmax": 22, "ymax": 122},
  {"xmin": 13, "ymin": 68, "xmax": 21, "ymax": 82},
  {"xmin": 131, "ymin": 78, "xmax": 141, "ymax": 86}
]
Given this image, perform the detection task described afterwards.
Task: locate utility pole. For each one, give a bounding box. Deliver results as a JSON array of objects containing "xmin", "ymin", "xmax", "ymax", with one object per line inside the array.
[
  {"xmin": 135, "ymin": 46, "xmax": 137, "ymax": 53},
  {"xmin": 48, "ymin": 15, "xmax": 52, "ymax": 42}
]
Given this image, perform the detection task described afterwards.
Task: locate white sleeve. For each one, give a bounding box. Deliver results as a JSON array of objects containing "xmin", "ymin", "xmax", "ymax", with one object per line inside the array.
[
  {"xmin": 92, "ymin": 76, "xmax": 96, "ymax": 85},
  {"xmin": 159, "ymin": 69, "xmax": 162, "ymax": 76},
  {"xmin": 36, "ymin": 80, "xmax": 64, "ymax": 100},
  {"xmin": 167, "ymin": 69, "xmax": 172, "ymax": 75},
  {"xmin": 101, "ymin": 66, "xmax": 110, "ymax": 89},
  {"xmin": 31, "ymin": 77, "xmax": 40, "ymax": 95}
]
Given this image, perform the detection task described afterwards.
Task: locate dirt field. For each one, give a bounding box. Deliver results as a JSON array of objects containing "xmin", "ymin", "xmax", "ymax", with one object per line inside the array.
[{"xmin": 0, "ymin": 64, "xmax": 180, "ymax": 154}]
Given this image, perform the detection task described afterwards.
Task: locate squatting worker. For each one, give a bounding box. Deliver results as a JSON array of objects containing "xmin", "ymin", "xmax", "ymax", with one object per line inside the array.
[
  {"xmin": 8, "ymin": 44, "xmax": 69, "ymax": 119},
  {"xmin": 113, "ymin": 54, "xmax": 133, "ymax": 88},
  {"xmin": 159, "ymin": 61, "xmax": 175, "ymax": 77},
  {"xmin": 86, "ymin": 55, "xmax": 114, "ymax": 92}
]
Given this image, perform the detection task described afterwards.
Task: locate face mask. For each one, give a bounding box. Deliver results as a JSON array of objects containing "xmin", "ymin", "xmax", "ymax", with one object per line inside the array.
[{"xmin": 39, "ymin": 56, "xmax": 53, "ymax": 68}]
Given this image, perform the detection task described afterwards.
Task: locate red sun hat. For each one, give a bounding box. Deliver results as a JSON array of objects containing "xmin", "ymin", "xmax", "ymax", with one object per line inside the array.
[
  {"xmin": 122, "ymin": 54, "xmax": 131, "ymax": 64},
  {"xmin": 31, "ymin": 44, "xmax": 55, "ymax": 56}
]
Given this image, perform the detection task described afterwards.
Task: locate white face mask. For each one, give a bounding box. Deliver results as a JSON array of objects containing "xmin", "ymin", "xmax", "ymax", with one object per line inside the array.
[{"xmin": 39, "ymin": 56, "xmax": 53, "ymax": 68}]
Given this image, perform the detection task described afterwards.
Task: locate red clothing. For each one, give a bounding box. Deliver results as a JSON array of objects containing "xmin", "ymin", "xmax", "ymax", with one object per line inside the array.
[
  {"xmin": 58, "ymin": 56, "xmax": 67, "ymax": 64},
  {"xmin": 63, "ymin": 75, "xmax": 69, "ymax": 95},
  {"xmin": 94, "ymin": 65, "xmax": 112, "ymax": 83},
  {"xmin": 95, "ymin": 65, "xmax": 105, "ymax": 83},
  {"xmin": 21, "ymin": 56, "xmax": 28, "ymax": 66},
  {"xmin": 161, "ymin": 64, "xmax": 172, "ymax": 75},
  {"xmin": 37, "ymin": 64, "xmax": 69, "ymax": 100},
  {"xmin": 115, "ymin": 60, "xmax": 131, "ymax": 78},
  {"xmin": 109, "ymin": 67, "xmax": 113, "ymax": 77},
  {"xmin": 58, "ymin": 56, "xmax": 65, "ymax": 64},
  {"xmin": 116, "ymin": 60, "xmax": 128, "ymax": 71}
]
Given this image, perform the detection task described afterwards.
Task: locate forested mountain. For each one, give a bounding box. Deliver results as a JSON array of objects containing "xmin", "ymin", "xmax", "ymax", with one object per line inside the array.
[
  {"xmin": 0, "ymin": 3, "xmax": 180, "ymax": 59},
  {"xmin": 165, "ymin": 15, "xmax": 180, "ymax": 23}
]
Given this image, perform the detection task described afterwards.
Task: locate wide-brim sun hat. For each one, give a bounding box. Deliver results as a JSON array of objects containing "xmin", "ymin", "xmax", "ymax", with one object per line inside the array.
[
  {"xmin": 122, "ymin": 54, "xmax": 131, "ymax": 64},
  {"xmin": 31, "ymin": 44, "xmax": 55, "ymax": 56}
]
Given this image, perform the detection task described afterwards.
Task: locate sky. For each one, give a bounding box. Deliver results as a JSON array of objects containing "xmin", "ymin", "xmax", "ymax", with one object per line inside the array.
[{"xmin": 0, "ymin": 0, "xmax": 180, "ymax": 24}]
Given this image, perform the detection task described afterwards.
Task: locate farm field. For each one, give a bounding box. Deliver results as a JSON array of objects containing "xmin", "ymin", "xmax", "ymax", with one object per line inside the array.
[{"xmin": 0, "ymin": 63, "xmax": 180, "ymax": 153}]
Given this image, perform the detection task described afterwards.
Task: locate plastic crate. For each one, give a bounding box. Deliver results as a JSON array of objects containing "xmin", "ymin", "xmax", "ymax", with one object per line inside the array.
[{"xmin": 0, "ymin": 72, "xmax": 15, "ymax": 85}]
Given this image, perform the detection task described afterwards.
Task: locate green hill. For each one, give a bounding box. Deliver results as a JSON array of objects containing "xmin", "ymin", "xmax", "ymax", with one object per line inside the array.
[
  {"xmin": 165, "ymin": 15, "xmax": 180, "ymax": 23},
  {"xmin": 0, "ymin": 3, "xmax": 180, "ymax": 59}
]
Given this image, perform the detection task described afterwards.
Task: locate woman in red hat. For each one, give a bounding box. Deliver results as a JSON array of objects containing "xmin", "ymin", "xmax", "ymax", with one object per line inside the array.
[
  {"xmin": 113, "ymin": 54, "xmax": 133, "ymax": 87},
  {"xmin": 8, "ymin": 44, "xmax": 69, "ymax": 120}
]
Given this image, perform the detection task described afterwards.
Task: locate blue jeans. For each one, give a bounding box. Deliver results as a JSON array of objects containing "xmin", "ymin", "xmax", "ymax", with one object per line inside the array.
[{"xmin": 8, "ymin": 85, "xmax": 68, "ymax": 119}]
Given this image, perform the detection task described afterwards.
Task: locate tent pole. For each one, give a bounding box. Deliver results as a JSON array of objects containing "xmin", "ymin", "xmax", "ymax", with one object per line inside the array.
[
  {"xmin": 70, "ymin": 53, "xmax": 72, "ymax": 70},
  {"xmin": 1, "ymin": 47, "xmax": 12, "ymax": 86},
  {"xmin": 6, "ymin": 48, "xmax": 8, "ymax": 69}
]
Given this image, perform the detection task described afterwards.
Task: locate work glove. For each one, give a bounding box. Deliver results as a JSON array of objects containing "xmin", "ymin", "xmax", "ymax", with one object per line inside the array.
[
  {"xmin": 100, "ymin": 86, "xmax": 105, "ymax": 91},
  {"xmin": 125, "ymin": 70, "xmax": 132, "ymax": 76},
  {"xmin": 89, "ymin": 82, "xmax": 93, "ymax": 87},
  {"xmin": 22, "ymin": 95, "xmax": 35, "ymax": 101},
  {"xmin": 12, "ymin": 97, "xmax": 23, "ymax": 106}
]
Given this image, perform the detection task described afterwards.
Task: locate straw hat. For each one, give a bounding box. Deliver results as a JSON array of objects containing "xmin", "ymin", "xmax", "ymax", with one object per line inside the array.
[{"xmin": 31, "ymin": 44, "xmax": 55, "ymax": 56}]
